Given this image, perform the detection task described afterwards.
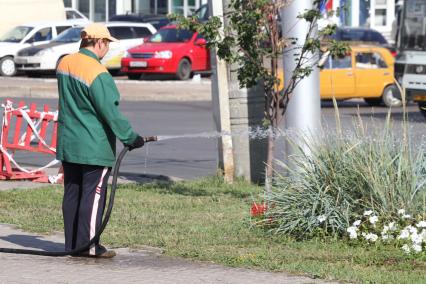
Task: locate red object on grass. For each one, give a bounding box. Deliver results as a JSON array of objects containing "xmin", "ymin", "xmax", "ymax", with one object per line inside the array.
[
  {"xmin": 250, "ymin": 202, "xmax": 268, "ymax": 217},
  {"xmin": 326, "ymin": 0, "xmax": 333, "ymax": 11}
]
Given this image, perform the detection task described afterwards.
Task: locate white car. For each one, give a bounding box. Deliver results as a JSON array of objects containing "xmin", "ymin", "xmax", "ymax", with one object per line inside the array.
[
  {"xmin": 15, "ymin": 22, "xmax": 156, "ymax": 75},
  {"xmin": 0, "ymin": 21, "xmax": 81, "ymax": 76},
  {"xmin": 65, "ymin": 7, "xmax": 90, "ymax": 24}
]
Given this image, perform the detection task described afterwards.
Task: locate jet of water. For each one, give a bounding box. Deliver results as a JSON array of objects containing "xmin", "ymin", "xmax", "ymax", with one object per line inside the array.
[{"xmin": 156, "ymin": 127, "xmax": 286, "ymax": 141}]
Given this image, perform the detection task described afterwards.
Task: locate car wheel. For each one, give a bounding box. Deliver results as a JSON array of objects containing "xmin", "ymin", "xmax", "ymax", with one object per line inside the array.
[
  {"xmin": 419, "ymin": 102, "xmax": 426, "ymax": 118},
  {"xmin": 128, "ymin": 74, "xmax": 141, "ymax": 80},
  {"xmin": 0, "ymin": 56, "xmax": 16, "ymax": 76},
  {"xmin": 176, "ymin": 58, "xmax": 191, "ymax": 80},
  {"xmin": 381, "ymin": 85, "xmax": 402, "ymax": 108},
  {"xmin": 364, "ymin": 98, "xmax": 382, "ymax": 106},
  {"xmin": 109, "ymin": 69, "xmax": 121, "ymax": 76}
]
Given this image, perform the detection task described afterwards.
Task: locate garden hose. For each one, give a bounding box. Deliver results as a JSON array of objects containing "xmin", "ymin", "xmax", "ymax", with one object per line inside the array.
[{"xmin": 0, "ymin": 136, "xmax": 158, "ymax": 257}]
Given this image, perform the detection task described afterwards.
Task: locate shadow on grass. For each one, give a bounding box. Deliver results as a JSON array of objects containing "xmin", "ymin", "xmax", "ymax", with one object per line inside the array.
[{"xmin": 118, "ymin": 176, "xmax": 260, "ymax": 199}]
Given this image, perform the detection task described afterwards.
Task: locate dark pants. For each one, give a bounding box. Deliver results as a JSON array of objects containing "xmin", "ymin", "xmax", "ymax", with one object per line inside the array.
[{"xmin": 62, "ymin": 161, "xmax": 111, "ymax": 255}]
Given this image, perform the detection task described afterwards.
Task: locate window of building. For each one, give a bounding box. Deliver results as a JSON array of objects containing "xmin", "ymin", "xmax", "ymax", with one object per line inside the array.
[
  {"xmin": 172, "ymin": 0, "xmax": 184, "ymax": 14},
  {"xmin": 374, "ymin": 0, "xmax": 389, "ymax": 27},
  {"xmin": 63, "ymin": 0, "xmax": 72, "ymax": 7},
  {"xmin": 359, "ymin": 0, "xmax": 371, "ymax": 27},
  {"xmin": 95, "ymin": 0, "xmax": 106, "ymax": 21},
  {"xmin": 150, "ymin": 0, "xmax": 168, "ymax": 14},
  {"xmin": 78, "ymin": 0, "xmax": 90, "ymax": 19},
  {"xmin": 375, "ymin": 9, "xmax": 387, "ymax": 26}
]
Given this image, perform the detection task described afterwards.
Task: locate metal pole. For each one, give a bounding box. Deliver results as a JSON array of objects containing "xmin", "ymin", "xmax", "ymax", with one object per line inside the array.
[
  {"xmin": 106, "ymin": 0, "xmax": 109, "ymax": 22},
  {"xmin": 282, "ymin": 0, "xmax": 321, "ymax": 156},
  {"xmin": 89, "ymin": 0, "xmax": 95, "ymax": 21}
]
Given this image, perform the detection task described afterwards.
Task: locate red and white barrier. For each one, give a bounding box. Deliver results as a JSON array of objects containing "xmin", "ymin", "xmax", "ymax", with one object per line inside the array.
[{"xmin": 0, "ymin": 100, "xmax": 60, "ymax": 183}]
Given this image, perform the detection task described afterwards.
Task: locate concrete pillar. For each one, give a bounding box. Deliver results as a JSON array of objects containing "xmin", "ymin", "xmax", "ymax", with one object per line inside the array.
[
  {"xmin": 210, "ymin": 0, "xmax": 266, "ymax": 183},
  {"xmin": 282, "ymin": 0, "xmax": 321, "ymax": 158},
  {"xmin": 209, "ymin": 0, "xmax": 234, "ymax": 183},
  {"xmin": 229, "ymin": 82, "xmax": 266, "ymax": 183},
  {"xmin": 221, "ymin": 0, "xmax": 266, "ymax": 183}
]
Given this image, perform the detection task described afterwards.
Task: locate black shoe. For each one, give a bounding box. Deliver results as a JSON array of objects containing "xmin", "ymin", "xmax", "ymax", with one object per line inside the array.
[
  {"xmin": 70, "ymin": 245, "xmax": 116, "ymax": 258},
  {"xmin": 95, "ymin": 245, "xmax": 116, "ymax": 258}
]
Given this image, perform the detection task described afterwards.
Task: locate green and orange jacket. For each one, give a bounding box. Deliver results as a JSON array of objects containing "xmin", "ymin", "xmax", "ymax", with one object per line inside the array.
[{"xmin": 56, "ymin": 48, "xmax": 138, "ymax": 167}]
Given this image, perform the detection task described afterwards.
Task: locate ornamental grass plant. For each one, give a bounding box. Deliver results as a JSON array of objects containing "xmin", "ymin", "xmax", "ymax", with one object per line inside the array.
[{"xmin": 263, "ymin": 103, "xmax": 426, "ymax": 239}]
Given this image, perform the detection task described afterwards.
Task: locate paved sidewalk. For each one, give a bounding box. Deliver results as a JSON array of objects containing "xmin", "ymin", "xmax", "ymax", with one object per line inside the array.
[
  {"xmin": 0, "ymin": 223, "xmax": 331, "ymax": 284},
  {"xmin": 0, "ymin": 77, "xmax": 211, "ymax": 102},
  {"xmin": 0, "ymin": 176, "xmax": 333, "ymax": 284}
]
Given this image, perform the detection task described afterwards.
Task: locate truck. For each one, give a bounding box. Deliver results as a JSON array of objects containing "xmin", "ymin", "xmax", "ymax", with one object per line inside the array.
[
  {"xmin": 394, "ymin": 0, "xmax": 426, "ymax": 117},
  {"xmin": 0, "ymin": 0, "xmax": 66, "ymax": 36}
]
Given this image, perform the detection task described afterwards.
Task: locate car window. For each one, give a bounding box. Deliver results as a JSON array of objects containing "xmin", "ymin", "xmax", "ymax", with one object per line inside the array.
[
  {"xmin": 56, "ymin": 26, "xmax": 72, "ymax": 36},
  {"xmin": 332, "ymin": 54, "xmax": 352, "ymax": 69},
  {"xmin": 0, "ymin": 26, "xmax": 32, "ymax": 43},
  {"xmin": 149, "ymin": 28, "xmax": 194, "ymax": 43},
  {"xmin": 133, "ymin": 27, "xmax": 152, "ymax": 38},
  {"xmin": 355, "ymin": 52, "xmax": 387, "ymax": 69},
  {"xmin": 195, "ymin": 33, "xmax": 205, "ymax": 40},
  {"xmin": 53, "ymin": 27, "xmax": 82, "ymax": 43},
  {"xmin": 66, "ymin": 10, "xmax": 83, "ymax": 19},
  {"xmin": 27, "ymin": 27, "xmax": 52, "ymax": 43},
  {"xmin": 322, "ymin": 54, "xmax": 352, "ymax": 69},
  {"xmin": 108, "ymin": 27, "xmax": 134, "ymax": 40}
]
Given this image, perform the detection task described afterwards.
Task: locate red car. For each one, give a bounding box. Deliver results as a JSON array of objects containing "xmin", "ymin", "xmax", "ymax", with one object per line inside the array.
[{"xmin": 121, "ymin": 25, "xmax": 210, "ymax": 80}]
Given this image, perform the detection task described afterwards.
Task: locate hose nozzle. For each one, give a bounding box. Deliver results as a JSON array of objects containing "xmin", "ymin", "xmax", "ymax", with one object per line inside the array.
[{"xmin": 143, "ymin": 136, "xmax": 158, "ymax": 142}]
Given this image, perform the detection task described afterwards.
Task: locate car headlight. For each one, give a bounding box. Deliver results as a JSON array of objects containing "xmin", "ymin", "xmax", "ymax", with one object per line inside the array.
[
  {"xmin": 154, "ymin": 50, "xmax": 173, "ymax": 59},
  {"xmin": 123, "ymin": 50, "xmax": 130, "ymax": 58},
  {"xmin": 36, "ymin": 48, "xmax": 53, "ymax": 56}
]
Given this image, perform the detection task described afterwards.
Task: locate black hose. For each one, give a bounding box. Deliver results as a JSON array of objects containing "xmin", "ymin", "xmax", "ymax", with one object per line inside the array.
[{"xmin": 0, "ymin": 147, "xmax": 129, "ymax": 256}]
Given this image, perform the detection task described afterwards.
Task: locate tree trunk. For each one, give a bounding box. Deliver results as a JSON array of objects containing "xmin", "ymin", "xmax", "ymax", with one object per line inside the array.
[{"xmin": 264, "ymin": 126, "xmax": 275, "ymax": 196}]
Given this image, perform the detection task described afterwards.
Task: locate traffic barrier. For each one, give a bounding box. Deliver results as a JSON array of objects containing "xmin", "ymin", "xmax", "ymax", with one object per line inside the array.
[{"xmin": 0, "ymin": 100, "xmax": 60, "ymax": 182}]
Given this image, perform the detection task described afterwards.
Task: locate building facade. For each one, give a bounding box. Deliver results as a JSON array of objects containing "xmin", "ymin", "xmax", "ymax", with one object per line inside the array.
[
  {"xmin": 63, "ymin": 0, "xmax": 207, "ymax": 22},
  {"xmin": 322, "ymin": 0, "xmax": 400, "ymax": 41},
  {"xmin": 64, "ymin": 0, "xmax": 399, "ymax": 41}
]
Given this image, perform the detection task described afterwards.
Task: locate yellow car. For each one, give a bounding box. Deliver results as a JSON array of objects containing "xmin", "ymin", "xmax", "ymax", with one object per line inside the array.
[
  {"xmin": 320, "ymin": 45, "xmax": 401, "ymax": 107},
  {"xmin": 277, "ymin": 45, "xmax": 401, "ymax": 107}
]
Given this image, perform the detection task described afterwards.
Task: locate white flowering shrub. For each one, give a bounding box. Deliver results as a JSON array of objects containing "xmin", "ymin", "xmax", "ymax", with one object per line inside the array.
[
  {"xmin": 262, "ymin": 118, "xmax": 426, "ymax": 239},
  {"xmin": 347, "ymin": 209, "xmax": 426, "ymax": 255}
]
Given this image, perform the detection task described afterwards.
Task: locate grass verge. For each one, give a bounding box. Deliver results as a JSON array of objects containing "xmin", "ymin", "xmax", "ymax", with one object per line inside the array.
[{"xmin": 0, "ymin": 177, "xmax": 425, "ymax": 283}]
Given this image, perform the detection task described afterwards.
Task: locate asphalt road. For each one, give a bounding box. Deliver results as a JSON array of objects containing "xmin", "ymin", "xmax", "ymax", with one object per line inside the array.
[{"xmin": 3, "ymin": 91, "xmax": 426, "ymax": 180}]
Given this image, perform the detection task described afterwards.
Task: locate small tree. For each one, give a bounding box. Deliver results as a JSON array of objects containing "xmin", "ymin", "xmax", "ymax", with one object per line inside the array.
[{"xmin": 172, "ymin": 0, "xmax": 348, "ymax": 189}]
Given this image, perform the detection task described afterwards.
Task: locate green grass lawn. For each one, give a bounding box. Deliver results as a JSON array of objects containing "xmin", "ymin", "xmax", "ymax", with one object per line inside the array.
[{"xmin": 0, "ymin": 177, "xmax": 425, "ymax": 283}]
